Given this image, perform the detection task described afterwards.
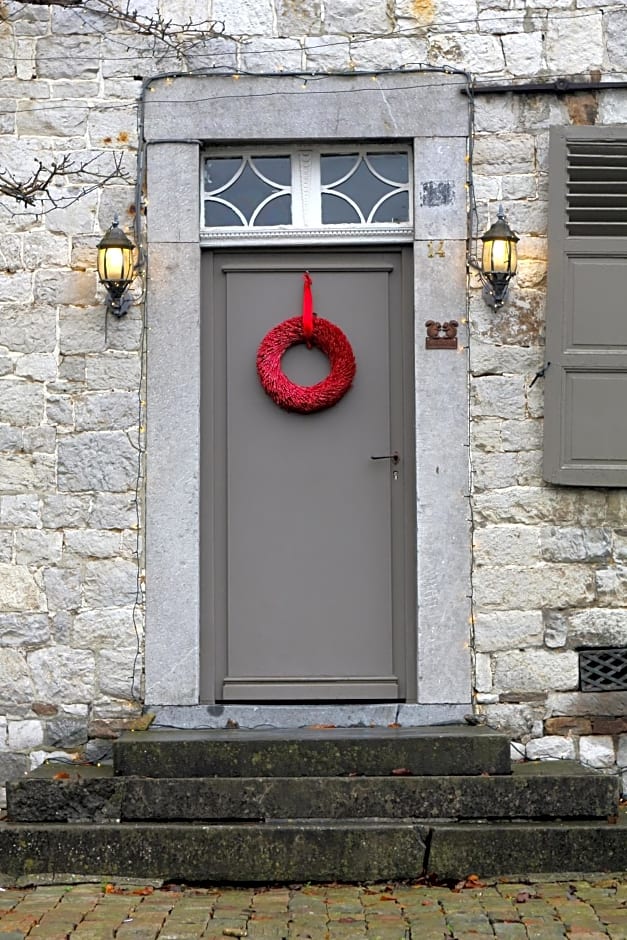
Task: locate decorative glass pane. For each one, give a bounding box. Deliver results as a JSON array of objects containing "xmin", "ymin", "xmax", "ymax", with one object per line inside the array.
[
  {"xmin": 254, "ymin": 194, "xmax": 292, "ymax": 227},
  {"xmin": 204, "ymin": 157, "xmax": 242, "ymax": 191},
  {"xmin": 204, "ymin": 201, "xmax": 243, "ymax": 228},
  {"xmin": 320, "ymin": 154, "xmax": 360, "ymax": 186},
  {"xmin": 321, "ymin": 193, "xmax": 362, "ymax": 225},
  {"xmin": 372, "ymin": 191, "xmax": 410, "ymax": 223},
  {"xmin": 320, "ymin": 151, "xmax": 410, "ymax": 224},
  {"xmin": 367, "ymin": 152, "xmax": 409, "ymax": 184},
  {"xmin": 253, "ymin": 156, "xmax": 292, "ymax": 187},
  {"xmin": 220, "ymin": 163, "xmax": 275, "ymax": 221},
  {"xmin": 203, "ymin": 155, "xmax": 291, "ymax": 228}
]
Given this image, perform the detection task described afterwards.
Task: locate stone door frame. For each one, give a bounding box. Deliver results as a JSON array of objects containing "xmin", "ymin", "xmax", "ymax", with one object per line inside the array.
[{"xmin": 143, "ymin": 72, "xmax": 472, "ymax": 726}]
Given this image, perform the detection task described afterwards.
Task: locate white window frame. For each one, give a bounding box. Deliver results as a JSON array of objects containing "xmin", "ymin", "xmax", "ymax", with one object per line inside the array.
[{"xmin": 200, "ymin": 143, "xmax": 414, "ymax": 246}]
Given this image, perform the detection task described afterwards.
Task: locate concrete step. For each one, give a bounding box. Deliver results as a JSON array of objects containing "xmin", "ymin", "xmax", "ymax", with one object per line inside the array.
[
  {"xmin": 429, "ymin": 810, "xmax": 627, "ymax": 880},
  {"xmin": 6, "ymin": 761, "xmax": 618, "ymax": 824},
  {"xmin": 112, "ymin": 726, "xmax": 511, "ymax": 778},
  {"xmin": 0, "ymin": 820, "xmax": 427, "ymax": 885},
  {"xmin": 0, "ymin": 813, "xmax": 624, "ymax": 884}
]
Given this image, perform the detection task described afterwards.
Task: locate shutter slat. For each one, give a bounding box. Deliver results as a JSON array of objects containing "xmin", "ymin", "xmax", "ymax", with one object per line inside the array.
[
  {"xmin": 569, "ymin": 182, "xmax": 627, "ymax": 190},
  {"xmin": 569, "ymin": 187, "xmax": 627, "ymax": 195},
  {"xmin": 570, "ymin": 208, "xmax": 627, "ymax": 216},
  {"xmin": 567, "ymin": 139, "xmax": 627, "ymax": 236},
  {"xmin": 569, "ymin": 170, "xmax": 627, "ymax": 182},
  {"xmin": 567, "ymin": 225, "xmax": 627, "ymax": 237},
  {"xmin": 569, "ymin": 195, "xmax": 627, "ymax": 205}
]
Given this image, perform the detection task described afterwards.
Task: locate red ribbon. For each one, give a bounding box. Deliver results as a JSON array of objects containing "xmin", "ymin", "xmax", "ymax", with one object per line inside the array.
[{"xmin": 302, "ymin": 272, "xmax": 314, "ymax": 346}]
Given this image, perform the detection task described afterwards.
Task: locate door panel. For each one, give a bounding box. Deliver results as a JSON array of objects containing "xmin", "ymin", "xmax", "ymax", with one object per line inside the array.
[{"xmin": 201, "ymin": 250, "xmax": 414, "ymax": 702}]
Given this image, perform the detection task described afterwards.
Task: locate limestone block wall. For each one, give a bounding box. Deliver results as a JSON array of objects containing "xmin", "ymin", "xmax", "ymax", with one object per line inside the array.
[
  {"xmin": 467, "ymin": 10, "xmax": 627, "ymax": 795},
  {"xmin": 0, "ymin": 0, "xmax": 624, "ymax": 799},
  {"xmin": 0, "ymin": 0, "xmax": 146, "ymax": 801}
]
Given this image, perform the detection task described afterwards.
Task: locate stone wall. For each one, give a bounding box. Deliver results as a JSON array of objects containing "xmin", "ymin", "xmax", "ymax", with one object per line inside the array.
[
  {"xmin": 468, "ymin": 7, "xmax": 627, "ymax": 796},
  {"xmin": 0, "ymin": 0, "xmax": 624, "ymax": 800},
  {"xmin": 0, "ymin": 0, "xmax": 147, "ymax": 801}
]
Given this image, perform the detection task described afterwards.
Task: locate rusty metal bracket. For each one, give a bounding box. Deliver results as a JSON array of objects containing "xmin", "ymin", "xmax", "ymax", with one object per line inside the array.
[{"xmin": 463, "ymin": 79, "xmax": 627, "ymax": 96}]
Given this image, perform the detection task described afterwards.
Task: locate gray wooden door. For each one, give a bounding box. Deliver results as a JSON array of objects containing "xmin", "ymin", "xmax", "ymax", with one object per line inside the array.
[{"xmin": 201, "ymin": 249, "xmax": 415, "ymax": 702}]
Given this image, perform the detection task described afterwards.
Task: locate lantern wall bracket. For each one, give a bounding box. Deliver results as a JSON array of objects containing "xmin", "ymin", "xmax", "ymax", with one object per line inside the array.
[
  {"xmin": 468, "ymin": 258, "xmax": 513, "ymax": 308},
  {"xmin": 107, "ymin": 293, "xmax": 133, "ymax": 318},
  {"xmin": 470, "ymin": 205, "xmax": 519, "ymax": 308},
  {"xmin": 482, "ymin": 275, "xmax": 511, "ymax": 309}
]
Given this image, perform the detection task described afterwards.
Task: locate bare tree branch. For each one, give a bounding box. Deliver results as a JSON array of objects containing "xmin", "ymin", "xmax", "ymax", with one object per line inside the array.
[
  {"xmin": 0, "ymin": 152, "xmax": 131, "ymax": 211},
  {"xmin": 0, "ymin": 1, "xmax": 227, "ymax": 209},
  {"xmin": 7, "ymin": 0, "xmax": 226, "ymax": 50}
]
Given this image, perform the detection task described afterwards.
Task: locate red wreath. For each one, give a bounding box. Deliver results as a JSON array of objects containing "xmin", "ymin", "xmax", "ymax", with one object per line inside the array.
[{"xmin": 256, "ymin": 274, "xmax": 356, "ymax": 414}]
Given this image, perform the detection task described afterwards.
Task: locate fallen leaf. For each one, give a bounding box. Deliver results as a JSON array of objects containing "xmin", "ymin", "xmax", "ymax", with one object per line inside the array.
[
  {"xmin": 105, "ymin": 884, "xmax": 124, "ymax": 895},
  {"xmin": 104, "ymin": 884, "xmax": 154, "ymax": 897},
  {"xmin": 53, "ymin": 771, "xmax": 71, "ymax": 780},
  {"xmin": 308, "ymin": 724, "xmax": 336, "ymax": 729},
  {"xmin": 453, "ymin": 874, "xmax": 486, "ymax": 892},
  {"xmin": 379, "ymin": 894, "xmax": 396, "ymax": 901},
  {"xmin": 391, "ymin": 767, "xmax": 413, "ymax": 776},
  {"xmin": 387, "ymin": 723, "xmax": 401, "ymax": 728}
]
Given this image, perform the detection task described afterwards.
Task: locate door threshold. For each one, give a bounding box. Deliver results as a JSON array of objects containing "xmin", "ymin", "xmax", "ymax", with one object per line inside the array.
[{"xmin": 147, "ymin": 703, "xmax": 471, "ymax": 730}]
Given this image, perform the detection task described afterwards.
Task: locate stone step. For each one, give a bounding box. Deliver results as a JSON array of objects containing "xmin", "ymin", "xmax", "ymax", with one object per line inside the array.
[
  {"xmin": 429, "ymin": 810, "xmax": 627, "ymax": 880},
  {"xmin": 113, "ymin": 725, "xmax": 511, "ymax": 778},
  {"xmin": 0, "ymin": 820, "xmax": 427, "ymax": 885},
  {"xmin": 0, "ymin": 813, "xmax": 624, "ymax": 884},
  {"xmin": 6, "ymin": 761, "xmax": 618, "ymax": 824}
]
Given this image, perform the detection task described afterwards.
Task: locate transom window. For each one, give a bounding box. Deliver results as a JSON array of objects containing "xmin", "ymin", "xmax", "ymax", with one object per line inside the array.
[{"xmin": 201, "ymin": 145, "xmax": 413, "ymax": 244}]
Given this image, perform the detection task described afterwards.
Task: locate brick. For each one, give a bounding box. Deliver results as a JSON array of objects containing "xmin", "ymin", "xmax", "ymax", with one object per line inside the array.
[
  {"xmin": 591, "ymin": 718, "xmax": 627, "ymax": 735},
  {"xmin": 545, "ymin": 717, "xmax": 592, "ymax": 735}
]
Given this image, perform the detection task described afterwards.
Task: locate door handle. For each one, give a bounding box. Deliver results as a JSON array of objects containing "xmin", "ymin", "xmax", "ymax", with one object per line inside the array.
[{"xmin": 370, "ymin": 451, "xmax": 399, "ymax": 465}]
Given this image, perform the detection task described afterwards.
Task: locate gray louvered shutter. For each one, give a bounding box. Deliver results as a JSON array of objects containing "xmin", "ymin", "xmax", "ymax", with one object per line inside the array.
[{"xmin": 544, "ymin": 125, "xmax": 627, "ymax": 486}]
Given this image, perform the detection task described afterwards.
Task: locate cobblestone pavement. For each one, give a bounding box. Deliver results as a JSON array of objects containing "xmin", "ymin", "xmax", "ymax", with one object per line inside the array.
[{"xmin": 0, "ymin": 878, "xmax": 626, "ymax": 940}]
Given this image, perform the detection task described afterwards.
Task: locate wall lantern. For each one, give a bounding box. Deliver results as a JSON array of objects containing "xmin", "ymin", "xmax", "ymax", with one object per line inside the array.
[
  {"xmin": 97, "ymin": 216, "xmax": 135, "ymax": 317},
  {"xmin": 479, "ymin": 206, "xmax": 519, "ymax": 308}
]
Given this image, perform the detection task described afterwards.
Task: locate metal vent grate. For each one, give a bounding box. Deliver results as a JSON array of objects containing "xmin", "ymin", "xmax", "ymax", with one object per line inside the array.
[
  {"xmin": 567, "ymin": 140, "xmax": 627, "ymax": 237},
  {"xmin": 579, "ymin": 647, "xmax": 627, "ymax": 692}
]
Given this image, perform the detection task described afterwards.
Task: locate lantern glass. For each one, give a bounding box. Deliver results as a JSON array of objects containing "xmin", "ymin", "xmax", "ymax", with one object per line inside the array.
[
  {"xmin": 482, "ymin": 236, "xmax": 517, "ymax": 275},
  {"xmin": 97, "ymin": 244, "xmax": 133, "ymax": 285}
]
